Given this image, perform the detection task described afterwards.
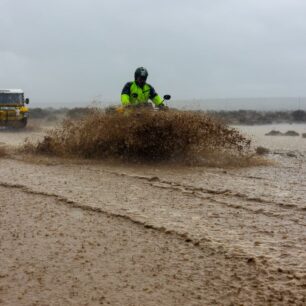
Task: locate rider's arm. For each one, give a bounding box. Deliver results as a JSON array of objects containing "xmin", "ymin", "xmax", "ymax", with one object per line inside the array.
[
  {"xmin": 149, "ymin": 85, "xmax": 163, "ymax": 106},
  {"xmin": 121, "ymin": 82, "xmax": 132, "ymax": 106}
]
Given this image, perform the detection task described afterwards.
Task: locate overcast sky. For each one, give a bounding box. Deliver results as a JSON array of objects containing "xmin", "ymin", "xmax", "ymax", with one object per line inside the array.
[{"xmin": 1, "ymin": 0, "xmax": 306, "ymax": 107}]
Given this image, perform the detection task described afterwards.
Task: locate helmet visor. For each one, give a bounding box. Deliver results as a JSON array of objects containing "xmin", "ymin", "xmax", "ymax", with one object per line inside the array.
[{"xmin": 138, "ymin": 75, "xmax": 147, "ymax": 81}]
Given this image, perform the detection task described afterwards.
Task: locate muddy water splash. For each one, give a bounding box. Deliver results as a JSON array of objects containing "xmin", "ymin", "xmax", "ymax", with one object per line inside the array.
[
  {"xmin": 0, "ymin": 146, "xmax": 7, "ymax": 157},
  {"xmin": 24, "ymin": 109, "xmax": 252, "ymax": 163}
]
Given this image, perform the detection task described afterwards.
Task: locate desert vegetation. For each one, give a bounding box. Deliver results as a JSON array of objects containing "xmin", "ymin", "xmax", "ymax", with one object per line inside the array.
[
  {"xmin": 29, "ymin": 107, "xmax": 306, "ymax": 125},
  {"xmin": 208, "ymin": 109, "xmax": 306, "ymax": 124}
]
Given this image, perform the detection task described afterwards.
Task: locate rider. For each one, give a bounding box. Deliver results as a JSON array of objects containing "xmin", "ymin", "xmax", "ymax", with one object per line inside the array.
[{"xmin": 121, "ymin": 67, "xmax": 165, "ymax": 108}]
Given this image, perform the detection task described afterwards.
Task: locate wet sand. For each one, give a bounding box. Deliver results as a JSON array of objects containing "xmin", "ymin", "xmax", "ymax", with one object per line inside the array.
[{"xmin": 0, "ymin": 124, "xmax": 305, "ymax": 305}]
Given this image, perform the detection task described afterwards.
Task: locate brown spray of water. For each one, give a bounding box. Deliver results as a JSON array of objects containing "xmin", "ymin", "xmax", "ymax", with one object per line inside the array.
[
  {"xmin": 0, "ymin": 146, "xmax": 7, "ymax": 158},
  {"xmin": 24, "ymin": 109, "xmax": 256, "ymax": 166}
]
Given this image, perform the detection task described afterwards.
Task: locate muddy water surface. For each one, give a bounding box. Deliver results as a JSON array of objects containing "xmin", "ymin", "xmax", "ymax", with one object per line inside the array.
[
  {"xmin": 238, "ymin": 123, "xmax": 306, "ymax": 151},
  {"xmin": 0, "ymin": 123, "xmax": 305, "ymax": 305}
]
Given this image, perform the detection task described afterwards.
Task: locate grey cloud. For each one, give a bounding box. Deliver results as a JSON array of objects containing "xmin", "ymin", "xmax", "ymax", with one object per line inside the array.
[{"xmin": 1, "ymin": 0, "xmax": 306, "ymax": 107}]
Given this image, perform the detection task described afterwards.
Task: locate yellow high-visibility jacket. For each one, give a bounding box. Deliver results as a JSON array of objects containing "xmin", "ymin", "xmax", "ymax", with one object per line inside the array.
[{"xmin": 121, "ymin": 81, "xmax": 163, "ymax": 106}]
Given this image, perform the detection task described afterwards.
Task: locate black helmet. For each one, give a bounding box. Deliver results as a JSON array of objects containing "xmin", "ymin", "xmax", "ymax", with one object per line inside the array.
[{"xmin": 134, "ymin": 67, "xmax": 148, "ymax": 80}]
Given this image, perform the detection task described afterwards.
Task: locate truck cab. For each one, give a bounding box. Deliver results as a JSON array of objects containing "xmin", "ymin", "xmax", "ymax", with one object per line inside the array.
[{"xmin": 0, "ymin": 89, "xmax": 30, "ymax": 128}]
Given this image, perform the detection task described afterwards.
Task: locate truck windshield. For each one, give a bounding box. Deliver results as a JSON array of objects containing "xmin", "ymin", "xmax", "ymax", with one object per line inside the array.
[{"xmin": 0, "ymin": 93, "xmax": 23, "ymax": 105}]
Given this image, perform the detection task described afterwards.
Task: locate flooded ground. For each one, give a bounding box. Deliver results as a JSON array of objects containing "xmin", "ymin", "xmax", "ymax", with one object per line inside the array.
[
  {"xmin": 0, "ymin": 123, "xmax": 305, "ymax": 305},
  {"xmin": 238, "ymin": 123, "xmax": 306, "ymax": 151}
]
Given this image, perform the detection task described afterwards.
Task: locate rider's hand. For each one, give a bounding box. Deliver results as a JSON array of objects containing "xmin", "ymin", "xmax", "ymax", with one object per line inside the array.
[{"xmin": 158, "ymin": 104, "xmax": 169, "ymax": 111}]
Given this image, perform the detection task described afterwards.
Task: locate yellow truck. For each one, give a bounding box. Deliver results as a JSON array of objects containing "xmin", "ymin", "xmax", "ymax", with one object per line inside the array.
[{"xmin": 0, "ymin": 89, "xmax": 30, "ymax": 128}]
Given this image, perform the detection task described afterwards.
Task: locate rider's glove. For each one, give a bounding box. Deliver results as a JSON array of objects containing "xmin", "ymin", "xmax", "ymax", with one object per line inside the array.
[{"xmin": 158, "ymin": 104, "xmax": 169, "ymax": 111}]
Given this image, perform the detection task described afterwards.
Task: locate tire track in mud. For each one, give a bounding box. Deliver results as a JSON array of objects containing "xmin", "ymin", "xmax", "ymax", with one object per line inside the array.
[
  {"xmin": 0, "ymin": 180, "xmax": 272, "ymax": 263},
  {"xmin": 100, "ymin": 170, "xmax": 306, "ymax": 223},
  {"xmin": 0, "ymin": 181, "xmax": 211, "ymax": 251},
  {"xmin": 2, "ymin": 182, "xmax": 306, "ymax": 306},
  {"xmin": 0, "ymin": 178, "xmax": 304, "ymax": 272},
  {"xmin": 0, "ymin": 180, "xmax": 299, "ymax": 266},
  {"xmin": 8, "ymin": 156, "xmax": 306, "ymax": 218},
  {"xmin": 2, "ymin": 186, "xmax": 305, "ymax": 306},
  {"xmin": 0, "ymin": 181, "xmax": 304, "ymax": 281},
  {"xmin": 8, "ymin": 155, "xmax": 306, "ymax": 215},
  {"xmin": 1, "ymin": 158, "xmax": 305, "ymax": 275}
]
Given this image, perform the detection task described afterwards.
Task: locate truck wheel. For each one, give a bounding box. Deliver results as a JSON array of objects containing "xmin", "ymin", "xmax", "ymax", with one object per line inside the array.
[
  {"xmin": 13, "ymin": 118, "xmax": 27, "ymax": 129},
  {"xmin": 20, "ymin": 118, "xmax": 28, "ymax": 128}
]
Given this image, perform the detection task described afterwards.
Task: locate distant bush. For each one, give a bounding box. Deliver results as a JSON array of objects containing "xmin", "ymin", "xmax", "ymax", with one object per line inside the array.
[
  {"xmin": 29, "ymin": 107, "xmax": 70, "ymax": 122},
  {"xmin": 284, "ymin": 130, "xmax": 299, "ymax": 136},
  {"xmin": 256, "ymin": 146, "xmax": 270, "ymax": 155},
  {"xmin": 66, "ymin": 107, "xmax": 90, "ymax": 119},
  {"xmin": 28, "ymin": 108, "xmax": 306, "ymax": 125},
  {"xmin": 265, "ymin": 130, "xmax": 282, "ymax": 136},
  {"xmin": 291, "ymin": 110, "xmax": 306, "ymax": 122},
  {"xmin": 29, "ymin": 108, "xmax": 50, "ymax": 119},
  {"xmin": 265, "ymin": 130, "xmax": 300, "ymax": 136},
  {"xmin": 208, "ymin": 110, "xmax": 306, "ymax": 124}
]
